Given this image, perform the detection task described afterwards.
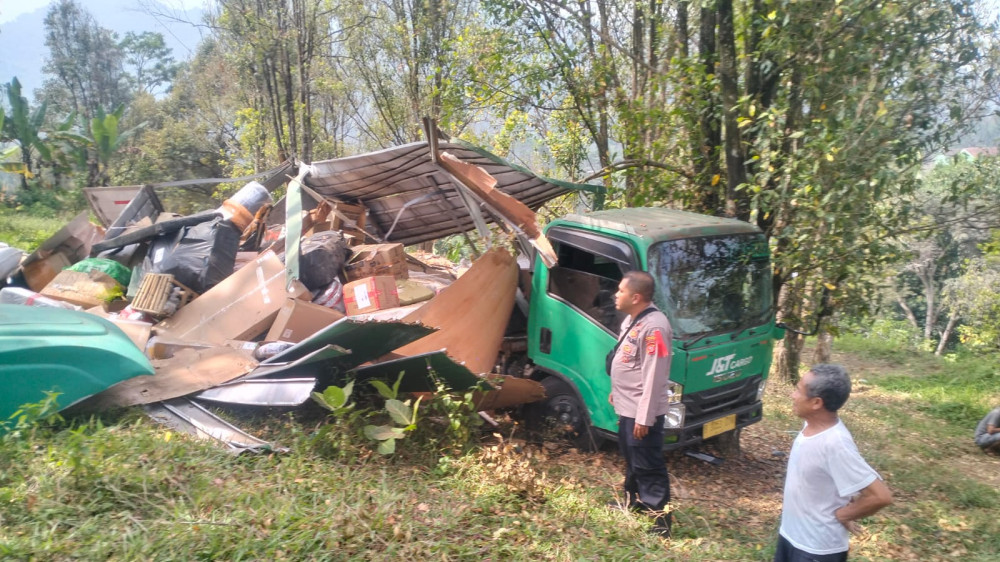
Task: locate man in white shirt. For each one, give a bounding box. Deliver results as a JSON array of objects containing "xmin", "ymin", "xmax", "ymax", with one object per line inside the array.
[{"xmin": 775, "ymin": 364, "xmax": 892, "ymax": 561}]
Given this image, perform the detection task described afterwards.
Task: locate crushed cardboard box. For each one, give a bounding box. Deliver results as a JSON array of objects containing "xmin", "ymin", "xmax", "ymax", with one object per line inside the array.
[
  {"xmin": 40, "ymin": 269, "xmax": 122, "ymax": 309},
  {"xmin": 344, "ymin": 243, "xmax": 408, "ymax": 281},
  {"xmin": 154, "ymin": 250, "xmax": 309, "ymax": 344},
  {"xmin": 266, "ymin": 297, "xmax": 345, "ymax": 343}
]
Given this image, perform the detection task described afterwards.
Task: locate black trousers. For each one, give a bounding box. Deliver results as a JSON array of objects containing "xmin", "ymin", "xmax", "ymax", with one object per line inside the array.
[{"xmin": 617, "ymin": 415, "xmax": 671, "ymax": 518}]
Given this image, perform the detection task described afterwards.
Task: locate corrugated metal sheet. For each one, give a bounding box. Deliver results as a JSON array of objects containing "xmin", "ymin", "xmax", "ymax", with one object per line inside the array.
[{"xmin": 298, "ymin": 139, "xmax": 603, "ymax": 246}]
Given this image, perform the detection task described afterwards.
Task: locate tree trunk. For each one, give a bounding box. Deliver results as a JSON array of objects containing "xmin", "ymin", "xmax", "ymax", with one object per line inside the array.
[
  {"xmin": 717, "ymin": 0, "xmax": 747, "ymax": 220},
  {"xmin": 813, "ymin": 330, "xmax": 833, "ymax": 364},
  {"xmin": 694, "ymin": 4, "xmax": 722, "ymax": 214},
  {"xmin": 775, "ymin": 331, "xmax": 805, "ymax": 384},
  {"xmin": 923, "ymin": 280, "xmax": 936, "ymax": 340},
  {"xmin": 935, "ymin": 311, "xmax": 959, "ymax": 356},
  {"xmin": 896, "ymin": 296, "xmax": 920, "ymax": 330}
]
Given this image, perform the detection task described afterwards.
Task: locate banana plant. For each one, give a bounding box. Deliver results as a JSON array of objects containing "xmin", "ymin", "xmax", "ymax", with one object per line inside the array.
[
  {"xmin": 1, "ymin": 78, "xmax": 48, "ymax": 184},
  {"xmin": 89, "ymin": 104, "xmax": 146, "ymax": 186}
]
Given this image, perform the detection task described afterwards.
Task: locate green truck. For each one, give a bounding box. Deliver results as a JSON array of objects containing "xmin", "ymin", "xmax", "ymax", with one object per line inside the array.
[{"xmin": 502, "ymin": 207, "xmax": 783, "ymax": 451}]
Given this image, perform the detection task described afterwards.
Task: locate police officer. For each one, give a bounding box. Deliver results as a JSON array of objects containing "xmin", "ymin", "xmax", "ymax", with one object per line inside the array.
[{"xmin": 608, "ymin": 270, "xmax": 674, "ymax": 538}]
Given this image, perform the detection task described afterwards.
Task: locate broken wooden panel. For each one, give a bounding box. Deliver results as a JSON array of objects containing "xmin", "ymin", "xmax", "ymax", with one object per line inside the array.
[
  {"xmin": 437, "ymin": 151, "xmax": 558, "ymax": 267},
  {"xmin": 144, "ymin": 398, "xmax": 283, "ymax": 454},
  {"xmin": 353, "ymin": 350, "xmax": 490, "ymax": 393},
  {"xmin": 81, "ymin": 347, "xmax": 258, "ymax": 409},
  {"xmin": 261, "ymin": 317, "xmax": 435, "ymax": 368},
  {"xmin": 470, "ymin": 376, "xmax": 546, "ymax": 410},
  {"xmin": 395, "ymin": 248, "xmax": 517, "ymax": 376},
  {"xmin": 19, "ymin": 212, "xmax": 105, "ymax": 291},
  {"xmin": 84, "ymin": 185, "xmax": 146, "ymax": 228}
]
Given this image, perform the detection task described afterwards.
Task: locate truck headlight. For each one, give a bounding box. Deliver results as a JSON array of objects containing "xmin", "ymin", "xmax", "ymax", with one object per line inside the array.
[
  {"xmin": 757, "ymin": 379, "xmax": 767, "ymax": 401},
  {"xmin": 664, "ymin": 402, "xmax": 685, "ymax": 429}
]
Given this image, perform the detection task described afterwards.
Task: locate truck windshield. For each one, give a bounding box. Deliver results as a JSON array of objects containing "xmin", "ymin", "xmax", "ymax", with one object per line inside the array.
[{"xmin": 647, "ymin": 234, "xmax": 773, "ymax": 338}]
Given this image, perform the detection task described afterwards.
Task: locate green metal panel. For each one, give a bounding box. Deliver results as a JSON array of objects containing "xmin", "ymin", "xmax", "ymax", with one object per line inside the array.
[
  {"xmin": 262, "ymin": 318, "xmax": 434, "ymax": 368},
  {"xmin": 353, "ymin": 350, "xmax": 491, "ymax": 393},
  {"xmin": 0, "ymin": 305, "xmax": 154, "ymax": 423}
]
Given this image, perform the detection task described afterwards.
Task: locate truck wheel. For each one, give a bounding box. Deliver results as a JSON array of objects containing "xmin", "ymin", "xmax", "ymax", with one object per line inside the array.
[{"xmin": 526, "ymin": 377, "xmax": 603, "ymax": 451}]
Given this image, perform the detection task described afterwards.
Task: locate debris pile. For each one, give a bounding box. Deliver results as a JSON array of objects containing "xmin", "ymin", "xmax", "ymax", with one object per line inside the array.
[{"xmin": 0, "ymin": 135, "xmax": 584, "ymax": 452}]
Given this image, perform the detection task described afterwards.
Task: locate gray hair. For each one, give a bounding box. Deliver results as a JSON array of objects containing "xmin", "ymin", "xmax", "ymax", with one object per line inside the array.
[{"xmin": 805, "ymin": 364, "xmax": 852, "ymax": 412}]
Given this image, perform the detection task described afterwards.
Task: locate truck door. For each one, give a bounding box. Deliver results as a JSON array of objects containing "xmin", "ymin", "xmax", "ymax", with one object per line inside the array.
[{"xmin": 528, "ymin": 227, "xmax": 636, "ymax": 435}]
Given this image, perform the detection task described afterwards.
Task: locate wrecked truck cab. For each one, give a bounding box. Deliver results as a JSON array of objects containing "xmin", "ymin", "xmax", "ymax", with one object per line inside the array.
[{"xmin": 520, "ymin": 208, "xmax": 778, "ymax": 452}]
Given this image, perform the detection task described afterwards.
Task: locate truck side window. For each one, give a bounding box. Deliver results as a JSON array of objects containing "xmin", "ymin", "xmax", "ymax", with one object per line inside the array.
[{"xmin": 547, "ymin": 241, "xmax": 628, "ymax": 332}]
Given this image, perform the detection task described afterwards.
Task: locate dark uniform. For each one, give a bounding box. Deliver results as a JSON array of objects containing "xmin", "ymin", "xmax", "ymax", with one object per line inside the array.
[{"xmin": 609, "ymin": 305, "xmax": 673, "ymax": 524}]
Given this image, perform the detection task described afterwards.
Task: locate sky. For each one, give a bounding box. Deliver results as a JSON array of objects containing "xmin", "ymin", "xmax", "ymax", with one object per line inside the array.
[{"xmin": 0, "ymin": 0, "xmax": 207, "ymax": 23}]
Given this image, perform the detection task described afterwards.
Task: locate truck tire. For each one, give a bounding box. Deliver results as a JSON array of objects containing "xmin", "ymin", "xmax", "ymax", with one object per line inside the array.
[{"xmin": 526, "ymin": 377, "xmax": 603, "ymax": 452}]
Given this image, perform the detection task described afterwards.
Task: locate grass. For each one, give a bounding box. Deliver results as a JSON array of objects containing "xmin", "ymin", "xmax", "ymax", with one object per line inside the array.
[
  {"xmin": 1, "ymin": 335, "xmax": 999, "ymax": 561},
  {"xmin": 0, "ymin": 205, "xmax": 76, "ymax": 251}
]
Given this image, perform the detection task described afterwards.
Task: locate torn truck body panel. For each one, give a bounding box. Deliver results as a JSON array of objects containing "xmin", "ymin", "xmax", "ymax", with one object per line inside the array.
[
  {"xmin": 396, "ymin": 248, "xmax": 518, "ymax": 376},
  {"xmin": 193, "ymin": 378, "xmax": 317, "ymax": 407},
  {"xmin": 80, "ymin": 347, "xmax": 258, "ymax": 409},
  {"xmin": 353, "ymin": 350, "xmax": 487, "ymax": 393},
  {"xmin": 246, "ymin": 344, "xmax": 350, "ymax": 380},
  {"xmin": 143, "ymin": 398, "xmax": 284, "ymax": 454},
  {"xmin": 296, "ymin": 138, "xmax": 603, "ymax": 246},
  {"xmin": 261, "ymin": 317, "xmax": 434, "ymax": 367},
  {"xmin": 0, "ymin": 304, "xmax": 154, "ymax": 422}
]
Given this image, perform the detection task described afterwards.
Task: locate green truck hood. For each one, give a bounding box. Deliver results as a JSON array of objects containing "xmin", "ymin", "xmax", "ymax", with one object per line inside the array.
[{"xmin": 0, "ymin": 304, "xmax": 154, "ymax": 424}]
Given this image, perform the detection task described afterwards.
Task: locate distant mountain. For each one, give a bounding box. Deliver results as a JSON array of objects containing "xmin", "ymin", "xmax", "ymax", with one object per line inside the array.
[{"xmin": 0, "ymin": 0, "xmax": 206, "ymax": 100}]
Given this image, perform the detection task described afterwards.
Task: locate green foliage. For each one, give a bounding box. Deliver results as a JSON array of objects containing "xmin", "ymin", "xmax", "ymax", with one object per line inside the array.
[
  {"xmin": 365, "ymin": 372, "xmax": 422, "ymax": 455},
  {"xmin": 310, "ymin": 380, "xmax": 367, "ymax": 460},
  {"xmin": 1, "ymin": 77, "xmax": 50, "ymax": 183},
  {"xmin": 1, "ymin": 392, "xmax": 64, "ymax": 436}
]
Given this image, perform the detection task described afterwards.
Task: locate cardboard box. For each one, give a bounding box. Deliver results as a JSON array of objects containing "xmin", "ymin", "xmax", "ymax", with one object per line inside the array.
[
  {"xmin": 343, "ymin": 275, "xmax": 400, "ymax": 315},
  {"xmin": 21, "ymin": 252, "xmax": 72, "ymax": 292},
  {"xmin": 154, "ymin": 251, "xmax": 310, "ymax": 344},
  {"xmin": 40, "ymin": 269, "xmax": 122, "ymax": 308},
  {"xmin": 344, "ymin": 243, "xmax": 408, "ymax": 281},
  {"xmin": 265, "ymin": 297, "xmax": 345, "ymax": 343}
]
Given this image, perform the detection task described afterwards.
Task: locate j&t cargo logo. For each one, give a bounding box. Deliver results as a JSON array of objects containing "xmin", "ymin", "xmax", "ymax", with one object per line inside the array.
[{"xmin": 706, "ymin": 354, "xmax": 753, "ymax": 376}]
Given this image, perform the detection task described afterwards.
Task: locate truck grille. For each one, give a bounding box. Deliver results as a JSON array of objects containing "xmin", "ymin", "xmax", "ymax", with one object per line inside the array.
[{"xmin": 682, "ymin": 375, "xmax": 762, "ymax": 424}]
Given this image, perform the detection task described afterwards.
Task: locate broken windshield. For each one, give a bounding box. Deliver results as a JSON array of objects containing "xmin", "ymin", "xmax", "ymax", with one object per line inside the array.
[{"xmin": 647, "ymin": 233, "xmax": 773, "ymax": 338}]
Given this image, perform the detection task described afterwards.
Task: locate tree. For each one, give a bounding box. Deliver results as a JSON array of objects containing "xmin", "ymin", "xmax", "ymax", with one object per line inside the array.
[
  {"xmin": 120, "ymin": 31, "xmax": 182, "ymax": 96},
  {"xmin": 42, "ymin": 0, "xmax": 130, "ymax": 121},
  {"xmin": 332, "ymin": 0, "xmax": 486, "ymax": 146},
  {"xmin": 213, "ymin": 0, "xmax": 335, "ymax": 164},
  {"xmin": 485, "ymin": 0, "xmax": 998, "ymax": 380}
]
